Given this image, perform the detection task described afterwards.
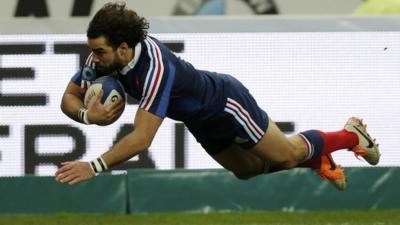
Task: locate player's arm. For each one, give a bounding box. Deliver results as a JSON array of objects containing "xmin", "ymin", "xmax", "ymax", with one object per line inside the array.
[
  {"xmin": 60, "ymin": 81, "xmax": 86, "ymax": 123},
  {"xmin": 61, "ymin": 81, "xmax": 124, "ymax": 125},
  {"xmin": 55, "ymin": 108, "xmax": 163, "ymax": 185},
  {"xmin": 101, "ymin": 108, "xmax": 162, "ymax": 167}
]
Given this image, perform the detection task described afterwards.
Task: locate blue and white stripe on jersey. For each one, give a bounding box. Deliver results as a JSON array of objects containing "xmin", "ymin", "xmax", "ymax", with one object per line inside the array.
[
  {"xmin": 155, "ymin": 62, "xmax": 175, "ymax": 116},
  {"xmin": 224, "ymin": 98, "xmax": 264, "ymax": 143},
  {"xmin": 140, "ymin": 37, "xmax": 165, "ymax": 111},
  {"xmin": 85, "ymin": 52, "xmax": 95, "ymax": 67}
]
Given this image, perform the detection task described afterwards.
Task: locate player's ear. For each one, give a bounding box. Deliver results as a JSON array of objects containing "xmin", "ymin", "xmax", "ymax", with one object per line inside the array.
[{"xmin": 118, "ymin": 42, "xmax": 129, "ymax": 55}]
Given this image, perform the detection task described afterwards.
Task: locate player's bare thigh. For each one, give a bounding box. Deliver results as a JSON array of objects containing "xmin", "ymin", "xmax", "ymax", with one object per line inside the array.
[
  {"xmin": 249, "ymin": 118, "xmax": 308, "ymax": 168},
  {"xmin": 211, "ymin": 143, "xmax": 265, "ymax": 180}
]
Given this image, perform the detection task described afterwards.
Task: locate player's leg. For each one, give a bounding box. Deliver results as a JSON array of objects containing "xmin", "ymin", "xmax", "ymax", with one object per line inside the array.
[
  {"xmin": 249, "ymin": 117, "xmax": 380, "ymax": 190},
  {"xmin": 203, "ymin": 117, "xmax": 344, "ymax": 182},
  {"xmin": 219, "ymin": 80, "xmax": 349, "ymax": 189},
  {"xmin": 248, "ymin": 118, "xmax": 349, "ymax": 190},
  {"xmin": 213, "ymin": 75, "xmax": 379, "ymax": 189},
  {"xmin": 256, "ymin": 128, "xmax": 346, "ymax": 190},
  {"xmin": 248, "ymin": 118, "xmax": 307, "ymax": 169},
  {"xmin": 208, "ymin": 130, "xmax": 347, "ymax": 190},
  {"xmin": 250, "ymin": 116, "xmax": 380, "ymax": 168},
  {"xmin": 210, "ymin": 143, "xmax": 266, "ymax": 180}
]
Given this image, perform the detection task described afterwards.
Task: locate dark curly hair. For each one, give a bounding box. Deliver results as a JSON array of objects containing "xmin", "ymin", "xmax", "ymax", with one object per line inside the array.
[{"xmin": 87, "ymin": 2, "xmax": 149, "ymax": 49}]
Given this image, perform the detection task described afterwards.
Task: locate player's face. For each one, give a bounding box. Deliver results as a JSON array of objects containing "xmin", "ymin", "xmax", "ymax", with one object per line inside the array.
[{"xmin": 87, "ymin": 36, "xmax": 124, "ymax": 75}]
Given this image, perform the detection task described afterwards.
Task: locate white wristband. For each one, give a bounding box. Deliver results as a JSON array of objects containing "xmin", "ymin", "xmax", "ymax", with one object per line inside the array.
[
  {"xmin": 89, "ymin": 157, "xmax": 108, "ymax": 173},
  {"xmin": 78, "ymin": 108, "xmax": 91, "ymax": 125},
  {"xmin": 83, "ymin": 110, "xmax": 90, "ymax": 124}
]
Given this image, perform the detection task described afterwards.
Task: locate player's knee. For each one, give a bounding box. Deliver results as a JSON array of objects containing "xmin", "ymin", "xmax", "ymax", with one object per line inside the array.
[
  {"xmin": 233, "ymin": 172, "xmax": 255, "ymax": 180},
  {"xmin": 230, "ymin": 168, "xmax": 260, "ymax": 180},
  {"xmin": 277, "ymin": 159, "xmax": 298, "ymax": 169},
  {"xmin": 271, "ymin": 146, "xmax": 303, "ymax": 169}
]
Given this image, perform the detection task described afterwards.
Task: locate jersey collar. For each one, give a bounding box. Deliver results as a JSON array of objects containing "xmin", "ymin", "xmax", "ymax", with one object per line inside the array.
[{"xmin": 120, "ymin": 42, "xmax": 142, "ymax": 75}]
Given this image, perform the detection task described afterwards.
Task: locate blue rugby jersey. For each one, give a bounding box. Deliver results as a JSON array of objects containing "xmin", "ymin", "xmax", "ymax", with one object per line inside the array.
[{"xmin": 71, "ymin": 36, "xmax": 233, "ymax": 123}]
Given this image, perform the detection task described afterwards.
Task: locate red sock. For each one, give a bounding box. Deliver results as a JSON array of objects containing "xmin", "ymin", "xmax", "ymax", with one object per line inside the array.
[
  {"xmin": 319, "ymin": 129, "xmax": 359, "ymax": 155},
  {"xmin": 297, "ymin": 129, "xmax": 357, "ymax": 169}
]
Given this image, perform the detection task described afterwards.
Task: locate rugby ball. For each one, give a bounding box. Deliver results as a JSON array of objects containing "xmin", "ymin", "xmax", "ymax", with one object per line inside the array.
[{"xmin": 84, "ymin": 76, "xmax": 126, "ymax": 108}]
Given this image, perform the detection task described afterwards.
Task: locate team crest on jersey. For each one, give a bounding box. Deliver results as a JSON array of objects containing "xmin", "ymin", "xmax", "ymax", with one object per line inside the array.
[{"xmin": 81, "ymin": 65, "xmax": 97, "ymax": 81}]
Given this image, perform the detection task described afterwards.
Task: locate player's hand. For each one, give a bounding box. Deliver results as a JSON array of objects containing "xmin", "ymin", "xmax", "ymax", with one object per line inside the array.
[
  {"xmin": 55, "ymin": 161, "xmax": 95, "ymax": 185},
  {"xmin": 86, "ymin": 89, "xmax": 124, "ymax": 125}
]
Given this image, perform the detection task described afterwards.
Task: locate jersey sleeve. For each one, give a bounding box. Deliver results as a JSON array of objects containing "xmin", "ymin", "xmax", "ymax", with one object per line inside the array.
[
  {"xmin": 70, "ymin": 69, "xmax": 82, "ymax": 86},
  {"xmin": 70, "ymin": 53, "xmax": 97, "ymax": 90},
  {"xmin": 139, "ymin": 38, "xmax": 176, "ymax": 118}
]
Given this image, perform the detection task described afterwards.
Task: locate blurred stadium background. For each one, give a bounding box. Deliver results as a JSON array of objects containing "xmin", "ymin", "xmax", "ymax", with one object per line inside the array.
[{"xmin": 1, "ymin": 0, "xmax": 400, "ymax": 224}]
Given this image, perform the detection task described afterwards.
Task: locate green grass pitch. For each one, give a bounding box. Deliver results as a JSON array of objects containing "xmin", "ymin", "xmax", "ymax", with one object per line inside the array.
[{"xmin": 0, "ymin": 209, "xmax": 399, "ymax": 225}]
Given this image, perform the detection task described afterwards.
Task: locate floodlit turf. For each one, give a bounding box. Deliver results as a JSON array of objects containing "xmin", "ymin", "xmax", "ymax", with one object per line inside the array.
[{"xmin": 1, "ymin": 209, "xmax": 399, "ymax": 225}]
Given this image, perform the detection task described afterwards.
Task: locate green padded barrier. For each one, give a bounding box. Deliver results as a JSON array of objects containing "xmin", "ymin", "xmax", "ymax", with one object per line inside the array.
[
  {"xmin": 127, "ymin": 168, "xmax": 400, "ymax": 213},
  {"xmin": 1, "ymin": 167, "xmax": 399, "ymax": 214},
  {"xmin": 0, "ymin": 174, "xmax": 127, "ymax": 214}
]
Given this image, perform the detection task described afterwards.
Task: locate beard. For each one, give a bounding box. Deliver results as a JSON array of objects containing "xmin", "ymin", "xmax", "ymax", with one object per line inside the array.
[{"xmin": 95, "ymin": 59, "xmax": 124, "ymax": 76}]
